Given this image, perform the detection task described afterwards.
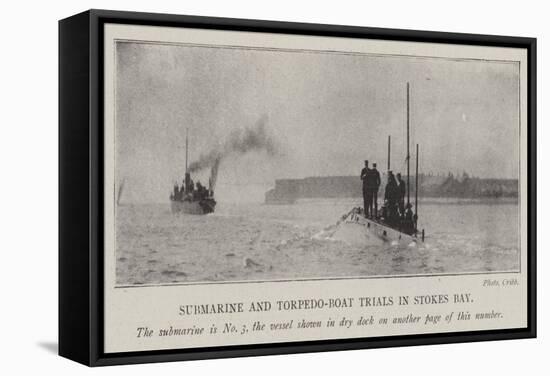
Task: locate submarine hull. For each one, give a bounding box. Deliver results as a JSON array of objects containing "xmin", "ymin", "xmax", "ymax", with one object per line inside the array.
[{"xmin": 339, "ymin": 207, "xmax": 419, "ymax": 244}]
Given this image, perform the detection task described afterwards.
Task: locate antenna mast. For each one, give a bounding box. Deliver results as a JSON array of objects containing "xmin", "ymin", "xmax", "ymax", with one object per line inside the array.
[
  {"xmin": 406, "ymin": 82, "xmax": 410, "ymax": 207},
  {"xmin": 387, "ymin": 135, "xmax": 391, "ymax": 171},
  {"xmin": 185, "ymin": 128, "xmax": 189, "ymax": 173},
  {"xmin": 415, "ymin": 143, "xmax": 419, "ymax": 231}
]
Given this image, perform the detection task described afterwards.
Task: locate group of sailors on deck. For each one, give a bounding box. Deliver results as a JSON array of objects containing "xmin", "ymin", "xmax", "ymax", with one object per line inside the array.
[
  {"xmin": 360, "ymin": 160, "xmax": 416, "ymax": 234},
  {"xmin": 171, "ymin": 178, "xmax": 211, "ymax": 202}
]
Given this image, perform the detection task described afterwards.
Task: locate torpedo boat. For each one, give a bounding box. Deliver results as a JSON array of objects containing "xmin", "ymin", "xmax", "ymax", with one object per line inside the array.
[{"xmin": 169, "ymin": 129, "xmax": 217, "ymax": 215}]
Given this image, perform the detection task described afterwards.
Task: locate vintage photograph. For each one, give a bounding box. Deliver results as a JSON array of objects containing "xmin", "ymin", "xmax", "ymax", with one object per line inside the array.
[{"xmin": 114, "ymin": 41, "xmax": 520, "ymax": 286}]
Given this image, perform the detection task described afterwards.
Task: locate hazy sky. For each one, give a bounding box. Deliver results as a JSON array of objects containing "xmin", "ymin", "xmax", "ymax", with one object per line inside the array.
[{"xmin": 115, "ymin": 41, "xmax": 519, "ymax": 203}]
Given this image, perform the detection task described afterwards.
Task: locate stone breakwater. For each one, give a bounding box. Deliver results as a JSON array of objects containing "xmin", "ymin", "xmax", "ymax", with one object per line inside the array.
[{"xmin": 265, "ymin": 173, "xmax": 517, "ymax": 203}]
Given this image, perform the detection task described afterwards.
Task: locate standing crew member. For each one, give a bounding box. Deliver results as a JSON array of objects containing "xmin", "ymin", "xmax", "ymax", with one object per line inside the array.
[
  {"xmin": 360, "ymin": 160, "xmax": 371, "ymax": 217},
  {"xmin": 384, "ymin": 170, "xmax": 398, "ymax": 223},
  {"xmin": 396, "ymin": 173, "xmax": 406, "ymax": 216},
  {"xmin": 172, "ymin": 182, "xmax": 179, "ymax": 201},
  {"xmin": 195, "ymin": 181, "xmax": 204, "ymax": 199},
  {"xmin": 371, "ymin": 163, "xmax": 381, "ymax": 218},
  {"xmin": 403, "ymin": 203, "xmax": 415, "ymax": 234}
]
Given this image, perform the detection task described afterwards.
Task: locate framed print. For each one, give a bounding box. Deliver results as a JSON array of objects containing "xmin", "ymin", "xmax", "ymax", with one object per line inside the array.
[{"xmin": 59, "ymin": 9, "xmax": 536, "ymax": 366}]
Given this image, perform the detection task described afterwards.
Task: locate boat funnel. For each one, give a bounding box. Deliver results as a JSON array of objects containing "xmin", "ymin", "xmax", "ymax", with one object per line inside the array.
[{"xmin": 185, "ymin": 172, "xmax": 191, "ymax": 193}]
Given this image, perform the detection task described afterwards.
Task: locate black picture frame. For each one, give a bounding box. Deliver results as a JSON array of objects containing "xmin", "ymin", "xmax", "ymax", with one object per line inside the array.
[{"xmin": 59, "ymin": 9, "xmax": 537, "ymax": 366}]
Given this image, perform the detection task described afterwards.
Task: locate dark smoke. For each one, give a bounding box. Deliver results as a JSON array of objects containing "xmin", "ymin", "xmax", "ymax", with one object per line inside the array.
[{"xmin": 188, "ymin": 115, "xmax": 279, "ymax": 173}]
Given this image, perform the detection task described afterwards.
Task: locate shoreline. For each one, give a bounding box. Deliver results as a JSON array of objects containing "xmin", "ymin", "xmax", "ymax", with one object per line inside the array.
[{"xmin": 118, "ymin": 196, "xmax": 519, "ymax": 207}]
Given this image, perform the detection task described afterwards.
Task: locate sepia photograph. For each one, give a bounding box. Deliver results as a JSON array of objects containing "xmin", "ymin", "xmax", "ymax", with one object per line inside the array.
[
  {"xmin": 113, "ymin": 39, "xmax": 521, "ymax": 286},
  {"xmin": 57, "ymin": 7, "xmax": 536, "ymax": 366}
]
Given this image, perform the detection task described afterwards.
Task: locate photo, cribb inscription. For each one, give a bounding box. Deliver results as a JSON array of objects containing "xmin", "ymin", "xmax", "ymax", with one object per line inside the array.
[{"xmin": 102, "ymin": 23, "xmax": 529, "ymax": 353}]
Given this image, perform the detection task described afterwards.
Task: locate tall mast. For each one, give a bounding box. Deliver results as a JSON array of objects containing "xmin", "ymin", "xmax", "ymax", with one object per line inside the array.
[
  {"xmin": 407, "ymin": 82, "xmax": 410, "ymax": 207},
  {"xmin": 185, "ymin": 128, "xmax": 189, "ymax": 173},
  {"xmin": 387, "ymin": 135, "xmax": 391, "ymax": 171},
  {"xmin": 415, "ymin": 143, "xmax": 419, "ymax": 230}
]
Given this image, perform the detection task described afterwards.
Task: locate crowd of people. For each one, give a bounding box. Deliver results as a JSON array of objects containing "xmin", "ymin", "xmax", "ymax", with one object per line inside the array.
[
  {"xmin": 360, "ymin": 160, "xmax": 416, "ymax": 234},
  {"xmin": 171, "ymin": 177, "xmax": 211, "ymax": 202}
]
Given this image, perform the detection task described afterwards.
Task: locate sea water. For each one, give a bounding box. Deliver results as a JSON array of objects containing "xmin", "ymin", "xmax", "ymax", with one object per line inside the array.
[{"xmin": 115, "ymin": 198, "xmax": 519, "ymax": 285}]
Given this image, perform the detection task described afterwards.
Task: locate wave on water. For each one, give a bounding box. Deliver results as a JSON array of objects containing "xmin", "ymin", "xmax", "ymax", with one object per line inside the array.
[
  {"xmin": 116, "ymin": 200, "xmax": 520, "ymax": 284},
  {"xmin": 312, "ymin": 220, "xmax": 386, "ymax": 247}
]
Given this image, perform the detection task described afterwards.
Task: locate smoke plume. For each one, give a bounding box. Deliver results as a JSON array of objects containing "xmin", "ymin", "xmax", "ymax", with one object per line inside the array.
[{"xmin": 188, "ymin": 115, "xmax": 279, "ymax": 173}]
